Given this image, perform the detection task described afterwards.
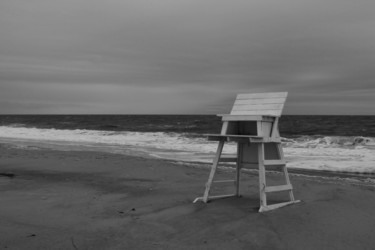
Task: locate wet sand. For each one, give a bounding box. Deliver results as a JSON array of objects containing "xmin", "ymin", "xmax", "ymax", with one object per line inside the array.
[{"xmin": 1, "ymin": 144, "xmax": 375, "ymax": 249}]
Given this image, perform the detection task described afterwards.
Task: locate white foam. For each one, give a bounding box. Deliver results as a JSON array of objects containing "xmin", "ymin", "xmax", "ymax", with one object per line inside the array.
[
  {"xmin": 0, "ymin": 126, "xmax": 235, "ymax": 155},
  {"xmin": 285, "ymin": 147, "xmax": 375, "ymax": 174},
  {"xmin": 1, "ymin": 126, "xmax": 374, "ymax": 175}
]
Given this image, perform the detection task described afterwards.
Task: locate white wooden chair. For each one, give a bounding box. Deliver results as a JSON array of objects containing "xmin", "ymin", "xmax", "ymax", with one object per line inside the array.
[{"xmin": 194, "ymin": 92, "xmax": 300, "ymax": 212}]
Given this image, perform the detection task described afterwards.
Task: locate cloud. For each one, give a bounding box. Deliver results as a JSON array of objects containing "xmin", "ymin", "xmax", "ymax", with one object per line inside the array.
[{"xmin": 0, "ymin": 0, "xmax": 375, "ymax": 114}]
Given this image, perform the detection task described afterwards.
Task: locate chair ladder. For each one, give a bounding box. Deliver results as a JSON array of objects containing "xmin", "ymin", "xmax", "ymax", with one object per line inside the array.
[
  {"xmin": 194, "ymin": 140, "xmax": 300, "ymax": 212},
  {"xmin": 258, "ymin": 142, "xmax": 299, "ymax": 212},
  {"xmin": 193, "ymin": 140, "xmax": 241, "ymax": 203}
]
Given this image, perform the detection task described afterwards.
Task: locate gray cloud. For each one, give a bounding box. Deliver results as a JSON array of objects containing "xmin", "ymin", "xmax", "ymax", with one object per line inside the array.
[{"xmin": 1, "ymin": 0, "xmax": 375, "ymax": 114}]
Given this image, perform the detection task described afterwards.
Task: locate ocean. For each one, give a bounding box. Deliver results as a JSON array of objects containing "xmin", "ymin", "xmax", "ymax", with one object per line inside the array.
[{"xmin": 0, "ymin": 115, "xmax": 375, "ymax": 177}]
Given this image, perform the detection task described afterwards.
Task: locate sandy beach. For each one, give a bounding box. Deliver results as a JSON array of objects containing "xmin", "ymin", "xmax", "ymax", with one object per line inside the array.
[{"xmin": 1, "ymin": 144, "xmax": 375, "ymax": 250}]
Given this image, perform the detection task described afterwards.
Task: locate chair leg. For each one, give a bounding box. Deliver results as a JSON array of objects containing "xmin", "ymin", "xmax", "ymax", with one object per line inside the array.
[
  {"xmin": 258, "ymin": 143, "xmax": 267, "ymax": 209},
  {"xmin": 235, "ymin": 143, "xmax": 241, "ymax": 197},
  {"xmin": 277, "ymin": 144, "xmax": 295, "ymax": 201},
  {"xmin": 283, "ymin": 165, "xmax": 295, "ymax": 201},
  {"xmin": 258, "ymin": 143, "xmax": 300, "ymax": 212},
  {"xmin": 202, "ymin": 140, "xmax": 225, "ymax": 202}
]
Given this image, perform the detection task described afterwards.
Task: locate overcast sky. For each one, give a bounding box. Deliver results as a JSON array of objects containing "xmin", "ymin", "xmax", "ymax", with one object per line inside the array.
[{"xmin": 1, "ymin": 0, "xmax": 374, "ymax": 114}]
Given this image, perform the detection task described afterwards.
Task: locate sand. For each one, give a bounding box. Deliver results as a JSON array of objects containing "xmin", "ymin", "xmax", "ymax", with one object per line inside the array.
[{"xmin": 1, "ymin": 144, "xmax": 375, "ymax": 250}]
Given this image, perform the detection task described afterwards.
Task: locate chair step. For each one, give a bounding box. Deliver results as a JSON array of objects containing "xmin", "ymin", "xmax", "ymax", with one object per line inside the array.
[
  {"xmin": 265, "ymin": 184, "xmax": 292, "ymax": 193},
  {"xmin": 264, "ymin": 160, "xmax": 286, "ymax": 166},
  {"xmin": 259, "ymin": 200, "xmax": 301, "ymax": 212},
  {"xmin": 213, "ymin": 179, "xmax": 236, "ymax": 183}
]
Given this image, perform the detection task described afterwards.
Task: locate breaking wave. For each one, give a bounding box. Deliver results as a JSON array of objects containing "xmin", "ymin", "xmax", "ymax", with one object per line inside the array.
[{"xmin": 0, "ymin": 126, "xmax": 375, "ymax": 175}]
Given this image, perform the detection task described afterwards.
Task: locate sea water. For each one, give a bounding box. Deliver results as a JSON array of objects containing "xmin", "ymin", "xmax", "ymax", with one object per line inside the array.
[{"xmin": 0, "ymin": 115, "xmax": 374, "ymax": 176}]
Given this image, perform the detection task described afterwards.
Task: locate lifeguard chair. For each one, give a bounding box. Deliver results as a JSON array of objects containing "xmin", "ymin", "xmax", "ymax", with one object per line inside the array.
[{"xmin": 194, "ymin": 92, "xmax": 300, "ymax": 212}]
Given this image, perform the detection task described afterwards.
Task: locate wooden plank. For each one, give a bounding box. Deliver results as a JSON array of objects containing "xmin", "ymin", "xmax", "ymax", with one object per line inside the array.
[
  {"xmin": 234, "ymin": 98, "xmax": 286, "ymax": 105},
  {"xmin": 277, "ymin": 143, "xmax": 295, "ymax": 201},
  {"xmin": 203, "ymin": 194, "xmax": 237, "ymax": 200},
  {"xmin": 264, "ymin": 160, "xmax": 286, "ymax": 166},
  {"xmin": 270, "ymin": 117, "xmax": 279, "ymax": 138},
  {"xmin": 259, "ymin": 200, "xmax": 300, "ymax": 212},
  {"xmin": 230, "ymin": 110, "xmax": 282, "ymax": 116},
  {"xmin": 258, "ymin": 143, "xmax": 267, "ymax": 207},
  {"xmin": 219, "ymin": 115, "xmax": 275, "ymax": 122},
  {"xmin": 206, "ymin": 135, "xmax": 280, "ymax": 143},
  {"xmin": 265, "ymin": 184, "xmax": 292, "ymax": 193},
  {"xmin": 202, "ymin": 141, "xmax": 225, "ymax": 202},
  {"xmin": 236, "ymin": 92, "xmax": 288, "ymax": 100},
  {"xmin": 220, "ymin": 121, "xmax": 229, "ymax": 135},
  {"xmin": 249, "ymin": 137, "xmax": 282, "ymax": 143},
  {"xmin": 256, "ymin": 120, "xmax": 262, "ymax": 137},
  {"xmin": 219, "ymin": 115, "xmax": 263, "ymax": 121},
  {"xmin": 231, "ymin": 103, "xmax": 284, "ymax": 111},
  {"xmin": 193, "ymin": 194, "xmax": 237, "ymax": 203},
  {"xmin": 236, "ymin": 143, "xmax": 242, "ymax": 196}
]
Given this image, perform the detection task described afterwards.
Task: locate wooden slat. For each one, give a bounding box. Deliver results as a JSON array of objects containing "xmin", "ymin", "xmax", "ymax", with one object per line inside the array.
[
  {"xmin": 219, "ymin": 115, "xmax": 275, "ymax": 122},
  {"xmin": 264, "ymin": 160, "xmax": 286, "ymax": 166},
  {"xmin": 271, "ymin": 117, "xmax": 279, "ymax": 137},
  {"xmin": 219, "ymin": 92, "xmax": 288, "ymax": 118},
  {"xmin": 277, "ymin": 143, "xmax": 295, "ymax": 201},
  {"xmin": 236, "ymin": 92, "xmax": 288, "ymax": 100},
  {"xmin": 234, "ymin": 98, "xmax": 286, "ymax": 105},
  {"xmin": 219, "ymin": 115, "xmax": 263, "ymax": 121},
  {"xmin": 202, "ymin": 141, "xmax": 225, "ymax": 202},
  {"xmin": 220, "ymin": 121, "xmax": 229, "ymax": 135},
  {"xmin": 231, "ymin": 103, "xmax": 284, "ymax": 111},
  {"xmin": 265, "ymin": 184, "xmax": 292, "ymax": 193},
  {"xmin": 235, "ymin": 143, "xmax": 241, "ymax": 196},
  {"xmin": 249, "ymin": 137, "xmax": 277, "ymax": 143},
  {"xmin": 259, "ymin": 200, "xmax": 300, "ymax": 212},
  {"xmin": 230, "ymin": 92, "xmax": 287, "ymax": 116},
  {"xmin": 258, "ymin": 143, "xmax": 267, "ymax": 207},
  {"xmin": 194, "ymin": 194, "xmax": 237, "ymax": 203},
  {"xmin": 206, "ymin": 134, "xmax": 281, "ymax": 143},
  {"xmin": 230, "ymin": 110, "xmax": 282, "ymax": 116}
]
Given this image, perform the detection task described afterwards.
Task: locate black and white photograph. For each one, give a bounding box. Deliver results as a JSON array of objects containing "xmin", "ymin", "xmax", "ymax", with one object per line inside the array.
[{"xmin": 1, "ymin": 0, "xmax": 375, "ymax": 249}]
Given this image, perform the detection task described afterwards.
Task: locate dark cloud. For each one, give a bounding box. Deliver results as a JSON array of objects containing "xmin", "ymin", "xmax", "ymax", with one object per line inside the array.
[{"xmin": 1, "ymin": 0, "xmax": 375, "ymax": 114}]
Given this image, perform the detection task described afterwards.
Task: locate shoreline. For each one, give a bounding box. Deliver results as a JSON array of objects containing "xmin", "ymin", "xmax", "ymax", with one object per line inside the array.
[
  {"xmin": 1, "ymin": 145, "xmax": 375, "ymax": 249},
  {"xmin": 2, "ymin": 139, "xmax": 375, "ymax": 181}
]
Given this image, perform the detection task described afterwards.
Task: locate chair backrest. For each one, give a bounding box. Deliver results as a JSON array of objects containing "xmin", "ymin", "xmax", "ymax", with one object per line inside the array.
[{"xmin": 230, "ymin": 92, "xmax": 288, "ymax": 117}]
